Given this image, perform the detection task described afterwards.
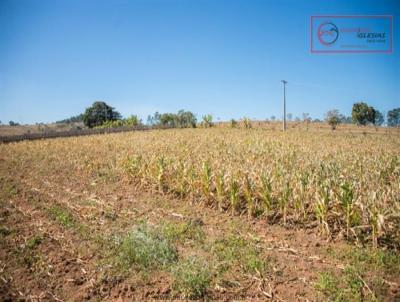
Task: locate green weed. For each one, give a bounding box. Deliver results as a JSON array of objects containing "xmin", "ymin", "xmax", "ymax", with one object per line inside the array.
[
  {"xmin": 117, "ymin": 223, "xmax": 177, "ymax": 270},
  {"xmin": 48, "ymin": 205, "xmax": 76, "ymax": 228},
  {"xmin": 211, "ymin": 234, "xmax": 266, "ymax": 274},
  {"xmin": 172, "ymin": 256, "xmax": 211, "ymax": 299},
  {"xmin": 161, "ymin": 219, "xmax": 204, "ymax": 244},
  {"xmin": 25, "ymin": 234, "xmax": 43, "ymax": 250}
]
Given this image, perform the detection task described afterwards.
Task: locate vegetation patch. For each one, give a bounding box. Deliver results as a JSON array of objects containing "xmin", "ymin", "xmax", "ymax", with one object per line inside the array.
[
  {"xmin": 314, "ymin": 266, "xmax": 378, "ymax": 302},
  {"xmin": 116, "ymin": 223, "xmax": 177, "ymax": 270},
  {"xmin": 211, "ymin": 234, "xmax": 266, "ymax": 275},
  {"xmin": 48, "ymin": 205, "xmax": 76, "ymax": 228},
  {"xmin": 172, "ymin": 256, "xmax": 211, "ymax": 299},
  {"xmin": 314, "ymin": 271, "xmax": 339, "ymax": 299},
  {"xmin": 161, "ymin": 218, "xmax": 205, "ymax": 244},
  {"xmin": 321, "ymin": 246, "xmax": 400, "ymax": 300},
  {"xmin": 25, "ymin": 234, "xmax": 43, "ymax": 250},
  {"xmin": 15, "ymin": 234, "xmax": 44, "ymax": 268},
  {"xmin": 328, "ymin": 246, "xmax": 400, "ymax": 275}
]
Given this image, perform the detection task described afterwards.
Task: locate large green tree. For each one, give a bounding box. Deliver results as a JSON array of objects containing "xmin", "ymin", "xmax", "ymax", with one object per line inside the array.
[
  {"xmin": 387, "ymin": 108, "xmax": 400, "ymax": 127},
  {"xmin": 176, "ymin": 110, "xmax": 197, "ymax": 128},
  {"xmin": 351, "ymin": 102, "xmax": 376, "ymax": 126},
  {"xmin": 83, "ymin": 101, "xmax": 121, "ymax": 128}
]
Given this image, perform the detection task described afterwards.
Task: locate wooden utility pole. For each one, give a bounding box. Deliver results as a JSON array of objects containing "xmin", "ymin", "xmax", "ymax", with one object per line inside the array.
[{"xmin": 281, "ymin": 80, "xmax": 287, "ymax": 131}]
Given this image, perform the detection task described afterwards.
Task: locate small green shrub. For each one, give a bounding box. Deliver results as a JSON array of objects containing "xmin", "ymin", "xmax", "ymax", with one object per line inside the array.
[
  {"xmin": 314, "ymin": 272, "xmax": 339, "ymax": 299},
  {"xmin": 118, "ymin": 223, "xmax": 177, "ymax": 270},
  {"xmin": 172, "ymin": 256, "xmax": 211, "ymax": 299}
]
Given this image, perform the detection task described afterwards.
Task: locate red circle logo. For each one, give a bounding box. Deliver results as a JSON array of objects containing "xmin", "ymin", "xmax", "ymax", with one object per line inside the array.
[{"xmin": 318, "ymin": 22, "xmax": 339, "ymax": 45}]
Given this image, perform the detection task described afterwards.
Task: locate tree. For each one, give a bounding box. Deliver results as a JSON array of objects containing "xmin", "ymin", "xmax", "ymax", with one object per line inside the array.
[
  {"xmin": 302, "ymin": 113, "xmax": 311, "ymax": 130},
  {"xmin": 176, "ymin": 110, "xmax": 197, "ymax": 128},
  {"xmin": 146, "ymin": 115, "xmax": 153, "ymax": 125},
  {"xmin": 242, "ymin": 117, "xmax": 252, "ymax": 129},
  {"xmin": 325, "ymin": 109, "xmax": 341, "ymax": 130},
  {"xmin": 201, "ymin": 114, "xmax": 213, "ymax": 128},
  {"xmin": 9, "ymin": 121, "xmax": 20, "ymax": 126},
  {"xmin": 147, "ymin": 110, "xmax": 196, "ymax": 128},
  {"xmin": 153, "ymin": 112, "xmax": 161, "ymax": 125},
  {"xmin": 83, "ymin": 101, "xmax": 121, "ymax": 128},
  {"xmin": 352, "ymin": 102, "xmax": 376, "ymax": 126},
  {"xmin": 159, "ymin": 113, "xmax": 176, "ymax": 127},
  {"xmin": 270, "ymin": 116, "xmax": 276, "ymax": 121},
  {"xmin": 287, "ymin": 113, "xmax": 293, "ymax": 121},
  {"xmin": 387, "ymin": 108, "xmax": 400, "ymax": 127},
  {"xmin": 374, "ymin": 110, "xmax": 384, "ymax": 126}
]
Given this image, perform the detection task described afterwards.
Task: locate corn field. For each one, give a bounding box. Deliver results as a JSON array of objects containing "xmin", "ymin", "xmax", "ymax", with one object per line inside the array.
[
  {"xmin": 2, "ymin": 128, "xmax": 399, "ymax": 249},
  {"xmin": 119, "ymin": 128, "xmax": 400, "ymax": 249}
]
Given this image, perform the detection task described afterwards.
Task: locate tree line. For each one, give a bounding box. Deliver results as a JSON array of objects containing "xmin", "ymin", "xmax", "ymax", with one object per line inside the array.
[
  {"xmin": 8, "ymin": 100, "xmax": 393, "ymax": 130},
  {"xmin": 325, "ymin": 102, "xmax": 400, "ymax": 130},
  {"xmin": 66, "ymin": 101, "xmax": 213, "ymax": 129}
]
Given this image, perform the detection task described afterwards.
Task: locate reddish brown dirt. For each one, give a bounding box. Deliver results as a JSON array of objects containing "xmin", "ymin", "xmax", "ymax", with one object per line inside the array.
[{"xmin": 1, "ymin": 153, "xmax": 398, "ymax": 301}]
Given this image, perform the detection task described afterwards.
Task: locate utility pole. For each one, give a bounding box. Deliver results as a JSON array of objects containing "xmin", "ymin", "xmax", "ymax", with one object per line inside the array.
[{"xmin": 281, "ymin": 80, "xmax": 287, "ymax": 131}]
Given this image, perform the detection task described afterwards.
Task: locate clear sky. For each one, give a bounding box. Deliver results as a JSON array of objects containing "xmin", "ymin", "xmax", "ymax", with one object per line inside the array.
[{"xmin": 0, "ymin": 0, "xmax": 399, "ymax": 124}]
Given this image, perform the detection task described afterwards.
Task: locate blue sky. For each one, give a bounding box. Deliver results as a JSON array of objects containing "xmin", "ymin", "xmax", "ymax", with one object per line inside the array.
[{"xmin": 0, "ymin": 0, "xmax": 399, "ymax": 124}]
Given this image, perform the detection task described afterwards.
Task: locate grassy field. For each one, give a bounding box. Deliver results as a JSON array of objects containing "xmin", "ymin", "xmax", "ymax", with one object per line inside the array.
[{"xmin": 0, "ymin": 126, "xmax": 399, "ymax": 301}]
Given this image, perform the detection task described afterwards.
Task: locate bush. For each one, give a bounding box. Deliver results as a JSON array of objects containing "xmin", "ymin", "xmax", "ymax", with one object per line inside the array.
[
  {"xmin": 172, "ymin": 256, "xmax": 211, "ymax": 299},
  {"xmin": 96, "ymin": 115, "xmax": 142, "ymax": 128},
  {"xmin": 124, "ymin": 115, "xmax": 141, "ymax": 127},
  {"xmin": 242, "ymin": 117, "xmax": 252, "ymax": 129},
  {"xmin": 325, "ymin": 109, "xmax": 341, "ymax": 130},
  {"xmin": 118, "ymin": 223, "xmax": 177, "ymax": 269},
  {"xmin": 97, "ymin": 120, "xmax": 124, "ymax": 128},
  {"xmin": 201, "ymin": 114, "xmax": 213, "ymax": 128}
]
